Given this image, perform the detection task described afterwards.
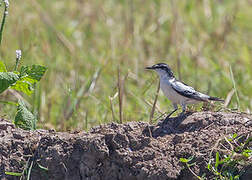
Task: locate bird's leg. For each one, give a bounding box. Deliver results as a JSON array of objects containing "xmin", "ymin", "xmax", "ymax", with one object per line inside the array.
[
  {"xmin": 180, "ymin": 103, "xmax": 186, "ymax": 116},
  {"xmin": 166, "ymin": 104, "xmax": 178, "ymax": 118},
  {"xmin": 173, "ymin": 103, "xmax": 187, "ymax": 127}
]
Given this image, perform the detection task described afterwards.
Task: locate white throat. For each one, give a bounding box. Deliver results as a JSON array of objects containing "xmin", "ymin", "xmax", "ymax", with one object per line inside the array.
[{"xmin": 155, "ymin": 69, "xmax": 173, "ymax": 80}]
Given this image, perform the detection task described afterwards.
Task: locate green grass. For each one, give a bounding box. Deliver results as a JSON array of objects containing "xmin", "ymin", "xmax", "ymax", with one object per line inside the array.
[
  {"xmin": 0, "ymin": 0, "xmax": 251, "ymax": 130},
  {"xmin": 180, "ymin": 133, "xmax": 252, "ymax": 179}
]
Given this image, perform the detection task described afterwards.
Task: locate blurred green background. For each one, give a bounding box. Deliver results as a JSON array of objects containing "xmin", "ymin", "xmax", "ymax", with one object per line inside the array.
[{"xmin": 0, "ymin": 0, "xmax": 251, "ymax": 130}]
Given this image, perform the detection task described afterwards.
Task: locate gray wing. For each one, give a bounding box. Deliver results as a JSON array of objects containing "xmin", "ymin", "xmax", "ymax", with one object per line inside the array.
[{"xmin": 171, "ymin": 80, "xmax": 209, "ymax": 101}]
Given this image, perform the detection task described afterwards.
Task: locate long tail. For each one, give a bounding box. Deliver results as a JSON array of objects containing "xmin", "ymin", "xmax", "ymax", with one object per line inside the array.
[{"xmin": 208, "ymin": 96, "xmax": 224, "ymax": 102}]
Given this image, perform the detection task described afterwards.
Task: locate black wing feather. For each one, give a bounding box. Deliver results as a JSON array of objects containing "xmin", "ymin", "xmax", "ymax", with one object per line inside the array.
[{"xmin": 170, "ymin": 80, "xmax": 206, "ymax": 101}]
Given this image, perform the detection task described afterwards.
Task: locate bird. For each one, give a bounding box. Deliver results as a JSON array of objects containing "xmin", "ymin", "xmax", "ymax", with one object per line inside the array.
[{"xmin": 146, "ymin": 63, "xmax": 224, "ymax": 118}]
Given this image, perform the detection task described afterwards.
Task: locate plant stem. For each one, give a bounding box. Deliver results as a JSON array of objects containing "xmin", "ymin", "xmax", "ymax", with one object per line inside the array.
[
  {"xmin": 0, "ymin": 0, "xmax": 9, "ymax": 45},
  {"xmin": 149, "ymin": 79, "xmax": 160, "ymax": 124},
  {"xmin": 117, "ymin": 66, "xmax": 123, "ymax": 124},
  {"xmin": 14, "ymin": 59, "xmax": 19, "ymax": 71},
  {"xmin": 229, "ymin": 65, "xmax": 240, "ymax": 110},
  {"xmin": 0, "ymin": 100, "xmax": 17, "ymax": 106},
  {"xmin": 186, "ymin": 163, "xmax": 203, "ymax": 180},
  {"xmin": 14, "ymin": 50, "xmax": 21, "ymax": 71}
]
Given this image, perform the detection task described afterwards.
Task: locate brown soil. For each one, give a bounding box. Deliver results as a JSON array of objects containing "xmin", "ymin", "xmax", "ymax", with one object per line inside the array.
[{"xmin": 0, "ymin": 111, "xmax": 251, "ymax": 180}]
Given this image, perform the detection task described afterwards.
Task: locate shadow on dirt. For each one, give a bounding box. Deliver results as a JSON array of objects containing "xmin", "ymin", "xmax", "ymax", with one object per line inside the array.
[{"xmin": 142, "ymin": 111, "xmax": 213, "ymax": 138}]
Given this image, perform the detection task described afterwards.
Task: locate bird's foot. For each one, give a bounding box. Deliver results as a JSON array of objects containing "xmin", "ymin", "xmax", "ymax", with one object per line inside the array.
[{"xmin": 163, "ymin": 111, "xmax": 176, "ymax": 123}]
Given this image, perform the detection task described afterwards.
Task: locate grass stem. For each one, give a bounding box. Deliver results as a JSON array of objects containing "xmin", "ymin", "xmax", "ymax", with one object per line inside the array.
[
  {"xmin": 229, "ymin": 65, "xmax": 240, "ymax": 110},
  {"xmin": 0, "ymin": 0, "xmax": 9, "ymax": 45},
  {"xmin": 149, "ymin": 79, "xmax": 160, "ymax": 124},
  {"xmin": 117, "ymin": 66, "xmax": 123, "ymax": 124}
]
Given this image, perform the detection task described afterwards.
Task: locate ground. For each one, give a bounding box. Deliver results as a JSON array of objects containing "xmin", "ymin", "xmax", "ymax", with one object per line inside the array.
[{"xmin": 0, "ymin": 111, "xmax": 251, "ymax": 180}]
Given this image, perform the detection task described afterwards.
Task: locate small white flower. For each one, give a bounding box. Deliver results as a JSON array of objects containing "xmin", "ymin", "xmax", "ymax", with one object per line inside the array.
[
  {"xmin": 16, "ymin": 50, "xmax": 22, "ymax": 60},
  {"xmin": 3, "ymin": 0, "xmax": 9, "ymax": 8},
  {"xmin": 3, "ymin": 0, "xmax": 9, "ymax": 15}
]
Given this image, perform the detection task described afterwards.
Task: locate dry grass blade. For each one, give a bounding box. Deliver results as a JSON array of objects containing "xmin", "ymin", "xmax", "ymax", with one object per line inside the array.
[
  {"xmin": 224, "ymin": 137, "xmax": 234, "ymax": 152},
  {"xmin": 117, "ymin": 67, "xmax": 124, "ymax": 124},
  {"xmin": 143, "ymin": 99, "xmax": 162, "ymax": 114},
  {"xmin": 117, "ymin": 67, "xmax": 128, "ymax": 124},
  {"xmin": 229, "ymin": 65, "xmax": 240, "ymax": 110},
  {"xmin": 109, "ymin": 92, "xmax": 118, "ymax": 122},
  {"xmin": 149, "ymin": 79, "xmax": 160, "ymax": 124},
  {"xmin": 0, "ymin": 0, "xmax": 8, "ymax": 45},
  {"xmin": 142, "ymin": 99, "xmax": 162, "ymax": 114},
  {"xmin": 224, "ymin": 89, "xmax": 235, "ymax": 108}
]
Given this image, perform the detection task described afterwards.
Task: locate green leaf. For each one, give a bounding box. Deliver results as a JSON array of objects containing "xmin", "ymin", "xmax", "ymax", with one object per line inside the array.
[
  {"xmin": 187, "ymin": 156, "xmax": 194, "ymax": 162},
  {"xmin": 11, "ymin": 77, "xmax": 36, "ymax": 96},
  {"xmin": 215, "ymin": 152, "xmax": 220, "ymax": 170},
  {"xmin": 243, "ymin": 149, "xmax": 252, "ymax": 153},
  {"xmin": 26, "ymin": 65, "xmax": 47, "ymax": 81},
  {"xmin": 228, "ymin": 133, "xmax": 238, "ymax": 141},
  {"xmin": 27, "ymin": 160, "xmax": 34, "ymax": 180},
  {"xmin": 11, "ymin": 64, "xmax": 46, "ymax": 95},
  {"xmin": 207, "ymin": 161, "xmax": 212, "ymax": 170},
  {"xmin": 180, "ymin": 158, "xmax": 189, "ymax": 163},
  {"xmin": 232, "ymin": 133, "xmax": 238, "ymax": 139},
  {"xmin": 37, "ymin": 163, "xmax": 48, "ymax": 171},
  {"xmin": 242, "ymin": 149, "xmax": 252, "ymax": 158},
  {"xmin": 0, "ymin": 100, "xmax": 17, "ymax": 106},
  {"xmin": 20, "ymin": 65, "xmax": 29, "ymax": 77},
  {"xmin": 188, "ymin": 162, "xmax": 196, "ymax": 167},
  {"xmin": 0, "ymin": 72, "xmax": 19, "ymax": 94},
  {"xmin": 5, "ymin": 171, "xmax": 22, "ymax": 176},
  {"xmin": 244, "ymin": 136, "xmax": 252, "ymax": 145},
  {"xmin": 14, "ymin": 100, "xmax": 37, "ymax": 130},
  {"xmin": 0, "ymin": 61, "xmax": 7, "ymax": 72},
  {"xmin": 234, "ymin": 175, "xmax": 240, "ymax": 180}
]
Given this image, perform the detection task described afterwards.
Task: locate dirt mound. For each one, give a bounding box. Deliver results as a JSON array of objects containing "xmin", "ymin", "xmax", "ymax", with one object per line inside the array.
[{"xmin": 0, "ymin": 111, "xmax": 251, "ymax": 180}]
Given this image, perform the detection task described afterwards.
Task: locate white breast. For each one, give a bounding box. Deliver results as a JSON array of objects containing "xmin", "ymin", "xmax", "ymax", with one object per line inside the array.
[{"xmin": 160, "ymin": 78, "xmax": 185, "ymax": 104}]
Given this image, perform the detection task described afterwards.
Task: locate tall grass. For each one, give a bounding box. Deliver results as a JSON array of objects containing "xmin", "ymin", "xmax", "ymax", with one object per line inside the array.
[
  {"xmin": 0, "ymin": 0, "xmax": 9, "ymax": 45},
  {"xmin": 0, "ymin": 0, "xmax": 251, "ymax": 130}
]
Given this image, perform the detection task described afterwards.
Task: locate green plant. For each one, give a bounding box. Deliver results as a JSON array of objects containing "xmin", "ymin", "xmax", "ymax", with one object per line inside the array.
[
  {"xmin": 14, "ymin": 99, "xmax": 37, "ymax": 130},
  {"xmin": 5, "ymin": 157, "xmax": 48, "ymax": 180},
  {"xmin": 180, "ymin": 156, "xmax": 205, "ymax": 180},
  {"xmin": 207, "ymin": 133, "xmax": 252, "ymax": 179},
  {"xmin": 0, "ymin": 0, "xmax": 9, "ymax": 45},
  {"xmin": 180, "ymin": 133, "xmax": 252, "ymax": 180},
  {"xmin": 0, "ymin": 52, "xmax": 46, "ymax": 130}
]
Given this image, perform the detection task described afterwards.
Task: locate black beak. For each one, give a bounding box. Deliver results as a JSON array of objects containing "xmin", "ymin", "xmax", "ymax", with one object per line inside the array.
[{"xmin": 145, "ymin": 66, "xmax": 154, "ymax": 70}]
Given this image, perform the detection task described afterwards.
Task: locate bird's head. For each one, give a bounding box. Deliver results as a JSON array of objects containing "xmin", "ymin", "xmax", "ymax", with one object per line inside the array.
[{"xmin": 146, "ymin": 63, "xmax": 174, "ymax": 78}]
